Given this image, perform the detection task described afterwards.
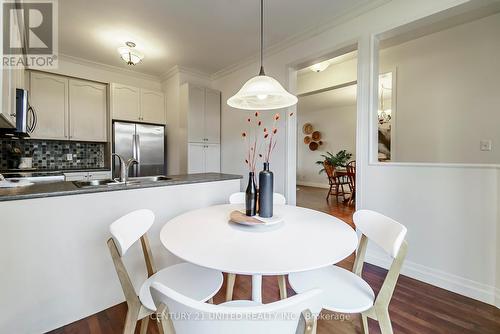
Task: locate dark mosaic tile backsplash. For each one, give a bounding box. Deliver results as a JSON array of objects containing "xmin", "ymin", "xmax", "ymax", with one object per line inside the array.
[{"xmin": 0, "ymin": 139, "xmax": 105, "ymax": 170}]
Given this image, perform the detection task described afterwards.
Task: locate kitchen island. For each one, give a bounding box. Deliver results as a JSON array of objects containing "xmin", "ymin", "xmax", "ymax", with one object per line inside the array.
[{"xmin": 0, "ymin": 173, "xmax": 241, "ymax": 333}]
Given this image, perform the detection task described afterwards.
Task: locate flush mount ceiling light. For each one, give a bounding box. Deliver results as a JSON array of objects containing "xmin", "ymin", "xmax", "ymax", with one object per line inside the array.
[
  {"xmin": 117, "ymin": 41, "xmax": 144, "ymax": 66},
  {"xmin": 227, "ymin": 0, "xmax": 297, "ymax": 110},
  {"xmin": 309, "ymin": 61, "xmax": 329, "ymax": 73}
]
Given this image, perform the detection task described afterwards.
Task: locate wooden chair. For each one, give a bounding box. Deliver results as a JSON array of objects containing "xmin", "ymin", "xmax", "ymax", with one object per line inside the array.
[
  {"xmin": 227, "ymin": 192, "xmax": 288, "ymax": 301},
  {"xmin": 107, "ymin": 209, "xmax": 224, "ymax": 334},
  {"xmin": 150, "ymin": 281, "xmax": 322, "ymax": 334},
  {"xmin": 346, "ymin": 160, "xmax": 356, "ymax": 206},
  {"xmin": 324, "ymin": 162, "xmax": 350, "ymax": 202},
  {"xmin": 288, "ymin": 210, "xmax": 408, "ymax": 334}
]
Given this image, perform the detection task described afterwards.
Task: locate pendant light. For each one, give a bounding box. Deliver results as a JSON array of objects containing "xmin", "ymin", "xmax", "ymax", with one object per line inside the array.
[{"xmin": 227, "ymin": 0, "xmax": 297, "ymax": 110}]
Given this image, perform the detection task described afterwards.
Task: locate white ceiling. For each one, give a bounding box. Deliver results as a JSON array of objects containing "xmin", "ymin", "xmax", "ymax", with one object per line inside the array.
[
  {"xmin": 298, "ymin": 84, "xmax": 357, "ymax": 111},
  {"xmin": 59, "ymin": 0, "xmax": 369, "ymax": 77}
]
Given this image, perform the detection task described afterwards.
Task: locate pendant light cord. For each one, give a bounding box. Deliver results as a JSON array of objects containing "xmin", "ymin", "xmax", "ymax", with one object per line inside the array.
[{"xmin": 259, "ymin": 0, "xmax": 265, "ymax": 75}]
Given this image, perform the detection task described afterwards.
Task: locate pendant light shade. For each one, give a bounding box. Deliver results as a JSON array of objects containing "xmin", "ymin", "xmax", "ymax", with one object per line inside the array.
[
  {"xmin": 227, "ymin": 0, "xmax": 297, "ymax": 110},
  {"xmin": 227, "ymin": 74, "xmax": 298, "ymax": 110}
]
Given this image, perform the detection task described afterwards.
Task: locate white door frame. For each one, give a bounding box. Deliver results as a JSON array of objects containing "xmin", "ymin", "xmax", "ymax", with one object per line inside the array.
[{"xmin": 284, "ymin": 39, "xmax": 371, "ymax": 208}]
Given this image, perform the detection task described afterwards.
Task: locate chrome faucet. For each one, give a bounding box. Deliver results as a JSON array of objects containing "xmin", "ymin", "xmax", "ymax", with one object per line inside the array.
[{"xmin": 112, "ymin": 153, "xmax": 138, "ymax": 183}]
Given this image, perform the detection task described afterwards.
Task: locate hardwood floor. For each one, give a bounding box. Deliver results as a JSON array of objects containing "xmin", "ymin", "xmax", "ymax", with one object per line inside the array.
[{"xmin": 48, "ymin": 186, "xmax": 500, "ymax": 334}]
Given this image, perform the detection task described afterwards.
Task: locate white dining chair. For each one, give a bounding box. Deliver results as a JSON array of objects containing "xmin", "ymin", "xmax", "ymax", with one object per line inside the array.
[
  {"xmin": 288, "ymin": 209, "xmax": 408, "ymax": 334},
  {"xmin": 226, "ymin": 192, "xmax": 288, "ymax": 301},
  {"xmin": 107, "ymin": 209, "xmax": 224, "ymax": 334},
  {"xmin": 150, "ymin": 281, "xmax": 322, "ymax": 334}
]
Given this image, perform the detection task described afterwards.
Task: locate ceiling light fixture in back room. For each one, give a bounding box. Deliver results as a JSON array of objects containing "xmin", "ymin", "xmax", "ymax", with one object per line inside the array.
[
  {"xmin": 227, "ymin": 0, "xmax": 298, "ymax": 110},
  {"xmin": 117, "ymin": 41, "xmax": 144, "ymax": 65}
]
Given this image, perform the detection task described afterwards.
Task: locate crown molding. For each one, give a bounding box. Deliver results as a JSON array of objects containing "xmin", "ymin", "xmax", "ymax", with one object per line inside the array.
[
  {"xmin": 57, "ymin": 53, "xmax": 162, "ymax": 82},
  {"xmin": 211, "ymin": 0, "xmax": 390, "ymax": 81},
  {"xmin": 160, "ymin": 65, "xmax": 211, "ymax": 82}
]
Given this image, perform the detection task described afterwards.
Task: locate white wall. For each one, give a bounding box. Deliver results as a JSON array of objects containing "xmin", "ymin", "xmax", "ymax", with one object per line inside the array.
[
  {"xmin": 297, "ymin": 104, "xmax": 356, "ymax": 187},
  {"xmin": 212, "ymin": 0, "xmax": 500, "ymax": 306},
  {"xmin": 380, "ymin": 13, "xmax": 500, "ymax": 164}
]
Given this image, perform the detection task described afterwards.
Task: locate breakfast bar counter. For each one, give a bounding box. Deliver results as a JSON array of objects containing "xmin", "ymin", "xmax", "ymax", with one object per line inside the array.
[
  {"xmin": 0, "ymin": 174, "xmax": 241, "ymax": 334},
  {"xmin": 0, "ymin": 173, "xmax": 241, "ymax": 201}
]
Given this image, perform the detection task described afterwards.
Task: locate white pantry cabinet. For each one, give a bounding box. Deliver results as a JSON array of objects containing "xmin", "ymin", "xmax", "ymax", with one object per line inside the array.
[
  {"xmin": 181, "ymin": 83, "xmax": 221, "ymax": 174},
  {"xmin": 111, "ymin": 84, "xmax": 165, "ymax": 124},
  {"xmin": 183, "ymin": 83, "xmax": 220, "ymax": 144},
  {"xmin": 29, "ymin": 72, "xmax": 108, "ymax": 142},
  {"xmin": 188, "ymin": 143, "xmax": 220, "ymax": 173}
]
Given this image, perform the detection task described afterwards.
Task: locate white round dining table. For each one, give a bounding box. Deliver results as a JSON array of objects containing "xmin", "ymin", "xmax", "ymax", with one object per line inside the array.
[{"xmin": 160, "ymin": 204, "xmax": 358, "ymax": 303}]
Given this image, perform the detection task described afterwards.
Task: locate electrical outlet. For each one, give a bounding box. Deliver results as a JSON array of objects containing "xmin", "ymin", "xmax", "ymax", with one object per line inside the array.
[
  {"xmin": 66, "ymin": 153, "xmax": 73, "ymax": 160},
  {"xmin": 480, "ymin": 140, "xmax": 492, "ymax": 152}
]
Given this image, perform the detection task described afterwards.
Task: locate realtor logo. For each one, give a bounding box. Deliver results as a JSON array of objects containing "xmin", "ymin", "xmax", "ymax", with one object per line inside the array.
[{"xmin": 2, "ymin": 0, "xmax": 58, "ymax": 68}]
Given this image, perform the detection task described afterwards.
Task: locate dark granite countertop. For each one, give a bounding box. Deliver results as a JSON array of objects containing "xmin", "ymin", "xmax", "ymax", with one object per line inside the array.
[{"xmin": 0, "ymin": 173, "xmax": 242, "ymax": 202}]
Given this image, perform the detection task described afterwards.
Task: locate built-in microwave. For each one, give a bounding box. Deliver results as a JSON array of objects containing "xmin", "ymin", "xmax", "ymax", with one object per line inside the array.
[{"xmin": 0, "ymin": 89, "xmax": 37, "ymax": 137}]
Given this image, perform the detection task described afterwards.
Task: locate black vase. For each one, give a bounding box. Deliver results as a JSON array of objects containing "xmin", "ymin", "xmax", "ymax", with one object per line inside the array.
[
  {"xmin": 258, "ymin": 162, "xmax": 273, "ymax": 218},
  {"xmin": 245, "ymin": 172, "xmax": 257, "ymax": 216}
]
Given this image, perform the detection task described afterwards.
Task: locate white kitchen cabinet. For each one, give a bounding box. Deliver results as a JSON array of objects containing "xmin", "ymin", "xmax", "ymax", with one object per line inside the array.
[
  {"xmin": 69, "ymin": 79, "xmax": 107, "ymax": 142},
  {"xmin": 187, "ymin": 85, "xmax": 206, "ymax": 143},
  {"xmin": 0, "ymin": 7, "xmax": 25, "ymax": 128},
  {"xmin": 29, "ymin": 72, "xmax": 108, "ymax": 142},
  {"xmin": 205, "ymin": 144, "xmax": 221, "ymax": 172},
  {"xmin": 181, "ymin": 83, "xmax": 221, "ymax": 174},
  {"xmin": 183, "ymin": 83, "xmax": 221, "ymax": 144},
  {"xmin": 63, "ymin": 172, "xmax": 88, "ymax": 181},
  {"xmin": 111, "ymin": 84, "xmax": 165, "ymax": 124},
  {"xmin": 188, "ymin": 143, "xmax": 205, "ymax": 174},
  {"xmin": 64, "ymin": 171, "xmax": 111, "ymax": 181},
  {"xmin": 29, "ymin": 72, "xmax": 69, "ymax": 140},
  {"xmin": 87, "ymin": 171, "xmax": 111, "ymax": 180},
  {"xmin": 204, "ymin": 88, "xmax": 221, "ymax": 143},
  {"xmin": 141, "ymin": 89, "xmax": 166, "ymax": 124},
  {"xmin": 110, "ymin": 83, "xmax": 140, "ymax": 122},
  {"xmin": 188, "ymin": 143, "xmax": 220, "ymax": 173},
  {"xmin": 0, "ymin": 67, "xmax": 16, "ymax": 128}
]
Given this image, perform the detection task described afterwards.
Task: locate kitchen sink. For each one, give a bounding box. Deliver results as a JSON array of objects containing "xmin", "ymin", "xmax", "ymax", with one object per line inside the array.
[
  {"xmin": 72, "ymin": 179, "xmax": 119, "ymax": 187},
  {"xmin": 73, "ymin": 176, "xmax": 172, "ymax": 188}
]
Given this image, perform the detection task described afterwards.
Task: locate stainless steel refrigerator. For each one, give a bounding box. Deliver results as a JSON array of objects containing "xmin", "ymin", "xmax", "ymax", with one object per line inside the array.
[{"xmin": 112, "ymin": 122, "xmax": 165, "ymax": 178}]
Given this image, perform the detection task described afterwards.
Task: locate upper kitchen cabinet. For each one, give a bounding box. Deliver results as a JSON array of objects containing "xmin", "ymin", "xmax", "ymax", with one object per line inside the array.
[
  {"xmin": 181, "ymin": 83, "xmax": 221, "ymax": 144},
  {"xmin": 111, "ymin": 83, "xmax": 165, "ymax": 124},
  {"xmin": 29, "ymin": 71, "xmax": 108, "ymax": 142},
  {"xmin": 110, "ymin": 83, "xmax": 140, "ymax": 122},
  {"xmin": 69, "ymin": 79, "xmax": 107, "ymax": 142},
  {"xmin": 141, "ymin": 89, "xmax": 165, "ymax": 124},
  {"xmin": 29, "ymin": 72, "xmax": 69, "ymax": 140},
  {"xmin": 0, "ymin": 6, "xmax": 25, "ymax": 128}
]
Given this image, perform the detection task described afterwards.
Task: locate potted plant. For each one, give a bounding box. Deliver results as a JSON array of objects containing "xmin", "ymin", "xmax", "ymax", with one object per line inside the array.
[{"xmin": 316, "ymin": 150, "xmax": 353, "ymax": 174}]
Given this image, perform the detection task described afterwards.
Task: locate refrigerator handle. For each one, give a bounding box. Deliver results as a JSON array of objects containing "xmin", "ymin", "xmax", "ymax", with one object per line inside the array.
[{"xmin": 136, "ymin": 134, "xmax": 141, "ymax": 176}]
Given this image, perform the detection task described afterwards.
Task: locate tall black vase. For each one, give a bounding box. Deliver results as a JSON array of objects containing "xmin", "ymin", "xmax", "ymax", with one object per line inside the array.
[
  {"xmin": 258, "ymin": 162, "xmax": 273, "ymax": 218},
  {"xmin": 245, "ymin": 172, "xmax": 257, "ymax": 216}
]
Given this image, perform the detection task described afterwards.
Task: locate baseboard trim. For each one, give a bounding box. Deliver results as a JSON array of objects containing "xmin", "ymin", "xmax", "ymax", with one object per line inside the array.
[
  {"xmin": 365, "ymin": 251, "xmax": 498, "ymax": 308},
  {"xmin": 297, "ymin": 181, "xmax": 330, "ymax": 189}
]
